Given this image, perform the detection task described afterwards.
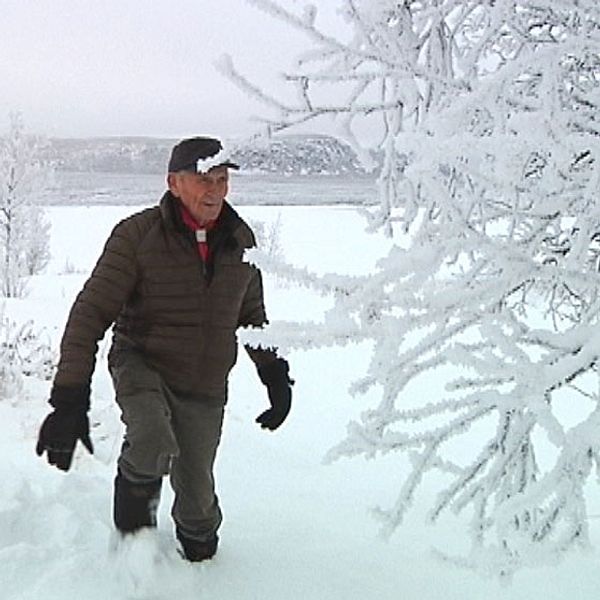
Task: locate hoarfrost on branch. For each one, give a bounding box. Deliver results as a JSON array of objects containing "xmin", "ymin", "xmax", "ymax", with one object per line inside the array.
[{"xmin": 228, "ymin": 0, "xmax": 600, "ymax": 578}]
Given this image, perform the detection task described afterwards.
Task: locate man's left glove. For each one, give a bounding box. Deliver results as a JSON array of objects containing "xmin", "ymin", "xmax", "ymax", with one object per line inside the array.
[
  {"xmin": 35, "ymin": 385, "xmax": 93, "ymax": 471},
  {"xmin": 256, "ymin": 358, "xmax": 293, "ymax": 431}
]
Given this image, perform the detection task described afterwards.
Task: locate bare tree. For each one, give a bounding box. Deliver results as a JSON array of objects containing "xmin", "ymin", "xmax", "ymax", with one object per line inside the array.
[
  {"xmin": 0, "ymin": 113, "xmax": 52, "ymax": 297},
  {"xmin": 227, "ymin": 0, "xmax": 600, "ymax": 578}
]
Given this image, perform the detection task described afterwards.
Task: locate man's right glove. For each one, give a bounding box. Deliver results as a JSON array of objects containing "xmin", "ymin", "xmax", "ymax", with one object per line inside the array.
[
  {"xmin": 35, "ymin": 385, "xmax": 93, "ymax": 471},
  {"xmin": 255, "ymin": 358, "xmax": 293, "ymax": 431}
]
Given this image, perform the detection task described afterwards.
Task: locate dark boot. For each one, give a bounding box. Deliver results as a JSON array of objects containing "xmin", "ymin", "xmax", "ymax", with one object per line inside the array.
[
  {"xmin": 113, "ymin": 471, "xmax": 162, "ymax": 534},
  {"xmin": 176, "ymin": 529, "xmax": 218, "ymax": 562}
]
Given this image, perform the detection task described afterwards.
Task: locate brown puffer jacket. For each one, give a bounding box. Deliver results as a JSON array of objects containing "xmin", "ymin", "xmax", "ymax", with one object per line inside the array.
[{"xmin": 54, "ymin": 192, "xmax": 272, "ymax": 397}]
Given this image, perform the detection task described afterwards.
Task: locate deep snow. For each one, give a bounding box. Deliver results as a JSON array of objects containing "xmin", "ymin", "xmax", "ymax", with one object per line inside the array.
[{"xmin": 1, "ymin": 203, "xmax": 599, "ymax": 599}]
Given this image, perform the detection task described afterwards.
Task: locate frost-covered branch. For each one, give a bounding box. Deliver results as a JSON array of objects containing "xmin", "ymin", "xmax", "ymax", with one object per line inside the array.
[{"xmin": 230, "ymin": 0, "xmax": 600, "ymax": 579}]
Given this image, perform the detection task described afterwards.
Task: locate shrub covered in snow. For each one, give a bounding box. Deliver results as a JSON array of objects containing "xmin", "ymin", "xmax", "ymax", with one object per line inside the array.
[{"xmin": 0, "ymin": 312, "xmax": 53, "ymax": 400}]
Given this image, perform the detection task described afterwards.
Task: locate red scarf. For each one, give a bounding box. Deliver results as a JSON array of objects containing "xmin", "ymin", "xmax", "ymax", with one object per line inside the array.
[{"xmin": 179, "ymin": 205, "xmax": 217, "ymax": 262}]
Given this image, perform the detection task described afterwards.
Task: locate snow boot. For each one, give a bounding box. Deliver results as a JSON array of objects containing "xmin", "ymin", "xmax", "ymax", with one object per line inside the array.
[
  {"xmin": 113, "ymin": 471, "xmax": 162, "ymax": 534},
  {"xmin": 176, "ymin": 529, "xmax": 218, "ymax": 562}
]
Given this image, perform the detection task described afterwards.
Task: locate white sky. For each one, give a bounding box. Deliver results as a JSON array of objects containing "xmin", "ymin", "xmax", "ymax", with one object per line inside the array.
[{"xmin": 0, "ymin": 0, "xmax": 344, "ymax": 140}]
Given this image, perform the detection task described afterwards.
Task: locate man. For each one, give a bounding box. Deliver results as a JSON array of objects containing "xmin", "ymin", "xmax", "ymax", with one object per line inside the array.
[{"xmin": 36, "ymin": 137, "xmax": 293, "ymax": 562}]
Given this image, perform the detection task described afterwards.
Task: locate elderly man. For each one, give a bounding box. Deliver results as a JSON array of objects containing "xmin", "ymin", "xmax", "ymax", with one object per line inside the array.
[{"xmin": 36, "ymin": 137, "xmax": 293, "ymax": 562}]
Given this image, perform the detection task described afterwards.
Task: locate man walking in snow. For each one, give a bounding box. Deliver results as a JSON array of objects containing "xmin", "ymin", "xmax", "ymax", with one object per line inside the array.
[{"xmin": 35, "ymin": 136, "xmax": 293, "ymax": 562}]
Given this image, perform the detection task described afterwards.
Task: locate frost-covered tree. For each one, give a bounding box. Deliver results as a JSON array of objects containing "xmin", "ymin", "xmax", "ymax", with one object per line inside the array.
[
  {"xmin": 225, "ymin": 0, "xmax": 600, "ymax": 578},
  {"xmin": 250, "ymin": 214, "xmax": 285, "ymax": 262},
  {"xmin": 0, "ymin": 113, "xmax": 51, "ymax": 297}
]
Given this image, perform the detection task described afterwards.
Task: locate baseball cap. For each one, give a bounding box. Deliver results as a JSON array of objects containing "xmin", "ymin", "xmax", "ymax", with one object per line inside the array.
[{"xmin": 168, "ymin": 137, "xmax": 239, "ymax": 173}]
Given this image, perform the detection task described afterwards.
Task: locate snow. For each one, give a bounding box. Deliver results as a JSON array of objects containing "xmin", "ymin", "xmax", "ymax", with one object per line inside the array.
[{"xmin": 1, "ymin": 203, "xmax": 599, "ymax": 599}]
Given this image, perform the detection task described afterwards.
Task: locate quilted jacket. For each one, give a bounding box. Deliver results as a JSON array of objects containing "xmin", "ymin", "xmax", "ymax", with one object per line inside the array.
[{"xmin": 53, "ymin": 192, "xmax": 272, "ymax": 398}]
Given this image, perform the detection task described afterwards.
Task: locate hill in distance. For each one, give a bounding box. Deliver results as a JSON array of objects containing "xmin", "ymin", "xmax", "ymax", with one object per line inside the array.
[{"xmin": 42, "ymin": 134, "xmax": 373, "ymax": 177}]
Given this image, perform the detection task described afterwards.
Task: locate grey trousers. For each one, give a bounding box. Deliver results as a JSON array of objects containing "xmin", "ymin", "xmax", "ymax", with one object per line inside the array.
[{"xmin": 109, "ymin": 349, "xmax": 225, "ymax": 542}]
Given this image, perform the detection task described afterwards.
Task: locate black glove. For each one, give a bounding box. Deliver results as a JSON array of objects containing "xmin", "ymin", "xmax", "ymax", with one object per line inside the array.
[
  {"xmin": 35, "ymin": 385, "xmax": 93, "ymax": 471},
  {"xmin": 256, "ymin": 358, "xmax": 293, "ymax": 431}
]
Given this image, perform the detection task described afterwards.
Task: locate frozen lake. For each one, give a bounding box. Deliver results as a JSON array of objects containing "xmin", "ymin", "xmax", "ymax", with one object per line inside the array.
[{"xmin": 39, "ymin": 171, "xmax": 378, "ymax": 207}]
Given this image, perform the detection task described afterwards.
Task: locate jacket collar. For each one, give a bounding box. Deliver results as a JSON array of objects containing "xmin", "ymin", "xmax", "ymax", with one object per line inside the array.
[
  {"xmin": 160, "ymin": 191, "xmax": 239, "ymax": 234},
  {"xmin": 159, "ymin": 191, "xmax": 246, "ymax": 253}
]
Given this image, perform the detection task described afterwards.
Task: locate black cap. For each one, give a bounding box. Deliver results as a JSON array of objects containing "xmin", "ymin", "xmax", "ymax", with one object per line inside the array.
[{"xmin": 167, "ymin": 137, "xmax": 239, "ymax": 173}]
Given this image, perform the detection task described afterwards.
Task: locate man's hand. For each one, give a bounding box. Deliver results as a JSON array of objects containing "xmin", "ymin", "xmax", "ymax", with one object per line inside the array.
[
  {"xmin": 35, "ymin": 385, "xmax": 93, "ymax": 471},
  {"xmin": 256, "ymin": 358, "xmax": 293, "ymax": 431}
]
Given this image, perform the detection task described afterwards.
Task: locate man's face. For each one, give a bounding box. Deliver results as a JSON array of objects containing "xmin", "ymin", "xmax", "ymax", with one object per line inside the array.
[{"xmin": 168, "ymin": 166, "xmax": 230, "ymax": 225}]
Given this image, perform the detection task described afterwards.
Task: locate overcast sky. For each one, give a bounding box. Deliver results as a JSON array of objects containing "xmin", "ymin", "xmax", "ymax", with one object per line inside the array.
[{"xmin": 0, "ymin": 0, "xmax": 342, "ymax": 140}]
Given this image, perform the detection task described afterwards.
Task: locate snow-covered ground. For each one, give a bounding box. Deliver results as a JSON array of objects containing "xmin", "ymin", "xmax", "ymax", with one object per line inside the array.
[{"xmin": 1, "ymin": 203, "xmax": 599, "ymax": 599}]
